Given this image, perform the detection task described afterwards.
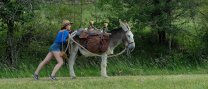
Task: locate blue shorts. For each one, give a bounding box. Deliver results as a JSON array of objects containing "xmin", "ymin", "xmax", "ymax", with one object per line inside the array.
[{"xmin": 49, "ymin": 43, "xmax": 61, "ymax": 52}]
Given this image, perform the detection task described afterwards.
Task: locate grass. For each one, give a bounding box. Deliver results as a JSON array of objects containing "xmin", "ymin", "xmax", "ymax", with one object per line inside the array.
[
  {"xmin": 1, "ymin": 58, "xmax": 208, "ymax": 78},
  {"xmin": 0, "ymin": 74, "xmax": 208, "ymax": 89},
  {"xmin": 1, "ymin": 63, "xmax": 208, "ymax": 78}
]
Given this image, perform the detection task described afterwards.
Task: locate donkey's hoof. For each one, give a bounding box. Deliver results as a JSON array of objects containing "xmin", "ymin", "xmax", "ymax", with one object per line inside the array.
[{"xmin": 71, "ymin": 76, "xmax": 76, "ymax": 80}]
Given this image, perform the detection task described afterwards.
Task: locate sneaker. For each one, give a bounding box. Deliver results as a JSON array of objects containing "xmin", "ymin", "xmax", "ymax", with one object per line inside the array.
[
  {"xmin": 49, "ymin": 75, "xmax": 57, "ymax": 80},
  {"xmin": 33, "ymin": 74, "xmax": 39, "ymax": 80}
]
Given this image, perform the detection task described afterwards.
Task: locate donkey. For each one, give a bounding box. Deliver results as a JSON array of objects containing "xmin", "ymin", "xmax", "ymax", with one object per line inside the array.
[{"xmin": 68, "ymin": 20, "xmax": 135, "ymax": 79}]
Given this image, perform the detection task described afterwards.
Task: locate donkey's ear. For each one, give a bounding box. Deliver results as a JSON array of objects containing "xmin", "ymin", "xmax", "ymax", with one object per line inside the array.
[
  {"xmin": 119, "ymin": 19, "xmax": 123, "ymax": 24},
  {"xmin": 119, "ymin": 19, "xmax": 128, "ymax": 24},
  {"xmin": 119, "ymin": 19, "xmax": 129, "ymax": 31},
  {"xmin": 123, "ymin": 20, "xmax": 128, "ymax": 23},
  {"xmin": 119, "ymin": 19, "xmax": 125, "ymax": 27}
]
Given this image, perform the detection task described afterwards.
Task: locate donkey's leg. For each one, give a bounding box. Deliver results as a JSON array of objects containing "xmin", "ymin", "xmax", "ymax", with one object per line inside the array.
[
  {"xmin": 101, "ymin": 53, "xmax": 108, "ymax": 77},
  {"xmin": 68, "ymin": 45, "xmax": 78, "ymax": 79}
]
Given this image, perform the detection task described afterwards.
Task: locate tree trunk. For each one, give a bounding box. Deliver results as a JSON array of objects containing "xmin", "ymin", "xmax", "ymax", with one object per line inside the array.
[
  {"xmin": 6, "ymin": 20, "xmax": 17, "ymax": 67},
  {"xmin": 158, "ymin": 30, "xmax": 166, "ymax": 44},
  {"xmin": 169, "ymin": 34, "xmax": 172, "ymax": 52},
  {"xmin": 152, "ymin": 0, "xmax": 171, "ymax": 44}
]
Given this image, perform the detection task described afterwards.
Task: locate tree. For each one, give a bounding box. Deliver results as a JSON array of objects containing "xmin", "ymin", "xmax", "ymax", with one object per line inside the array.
[
  {"xmin": 98, "ymin": 0, "xmax": 201, "ymax": 49},
  {"xmin": 0, "ymin": 0, "xmax": 37, "ymax": 67}
]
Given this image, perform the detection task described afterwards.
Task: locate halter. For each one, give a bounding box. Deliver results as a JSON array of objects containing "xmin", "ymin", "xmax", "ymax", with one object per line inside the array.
[{"xmin": 124, "ymin": 30, "xmax": 134, "ymax": 47}]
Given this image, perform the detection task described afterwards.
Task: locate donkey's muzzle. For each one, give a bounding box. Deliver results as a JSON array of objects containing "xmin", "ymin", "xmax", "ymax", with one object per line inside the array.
[{"xmin": 128, "ymin": 43, "xmax": 135, "ymax": 52}]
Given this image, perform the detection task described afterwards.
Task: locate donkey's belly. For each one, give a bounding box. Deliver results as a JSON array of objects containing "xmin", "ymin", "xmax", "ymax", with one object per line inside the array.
[{"xmin": 78, "ymin": 47, "xmax": 102, "ymax": 57}]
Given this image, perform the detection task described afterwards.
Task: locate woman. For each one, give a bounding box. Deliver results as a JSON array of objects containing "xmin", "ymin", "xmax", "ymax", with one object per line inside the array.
[{"xmin": 33, "ymin": 20, "xmax": 73, "ymax": 80}]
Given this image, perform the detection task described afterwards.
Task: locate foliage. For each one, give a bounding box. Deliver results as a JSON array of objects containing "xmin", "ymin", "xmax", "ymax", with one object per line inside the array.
[{"xmin": 0, "ymin": 0, "xmax": 40, "ymax": 67}]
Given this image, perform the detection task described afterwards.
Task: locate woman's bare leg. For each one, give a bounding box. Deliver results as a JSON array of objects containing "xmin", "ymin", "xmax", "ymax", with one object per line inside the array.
[
  {"xmin": 34, "ymin": 52, "xmax": 53, "ymax": 75},
  {"xmin": 51, "ymin": 51, "xmax": 64, "ymax": 76}
]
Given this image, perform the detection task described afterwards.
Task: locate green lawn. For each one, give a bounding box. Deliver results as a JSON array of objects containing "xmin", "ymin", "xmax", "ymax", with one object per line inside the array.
[{"xmin": 0, "ymin": 74, "xmax": 208, "ymax": 89}]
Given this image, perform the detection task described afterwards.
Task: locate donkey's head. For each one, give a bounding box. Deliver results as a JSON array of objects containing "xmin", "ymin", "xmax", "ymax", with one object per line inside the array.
[{"xmin": 119, "ymin": 20, "xmax": 135, "ymax": 53}]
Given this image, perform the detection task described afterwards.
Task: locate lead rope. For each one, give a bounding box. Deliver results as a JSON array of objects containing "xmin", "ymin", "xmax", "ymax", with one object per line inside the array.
[
  {"xmin": 66, "ymin": 31, "xmax": 126, "ymax": 58},
  {"xmin": 62, "ymin": 32, "xmax": 64, "ymax": 53}
]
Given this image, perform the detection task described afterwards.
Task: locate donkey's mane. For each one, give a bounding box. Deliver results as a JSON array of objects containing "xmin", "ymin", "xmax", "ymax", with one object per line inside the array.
[
  {"xmin": 109, "ymin": 27, "xmax": 125, "ymax": 43},
  {"xmin": 109, "ymin": 28, "xmax": 124, "ymax": 34}
]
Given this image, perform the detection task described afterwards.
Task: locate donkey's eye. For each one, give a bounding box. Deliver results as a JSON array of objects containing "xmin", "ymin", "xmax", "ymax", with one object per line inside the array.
[{"xmin": 128, "ymin": 35, "xmax": 130, "ymax": 37}]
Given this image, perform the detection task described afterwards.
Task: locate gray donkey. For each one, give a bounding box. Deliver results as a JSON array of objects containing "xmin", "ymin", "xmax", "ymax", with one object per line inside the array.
[{"xmin": 68, "ymin": 20, "xmax": 135, "ymax": 79}]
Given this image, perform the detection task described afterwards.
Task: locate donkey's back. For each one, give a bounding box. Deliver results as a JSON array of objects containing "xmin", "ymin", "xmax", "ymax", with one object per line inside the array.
[{"xmin": 75, "ymin": 30, "xmax": 110, "ymax": 53}]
